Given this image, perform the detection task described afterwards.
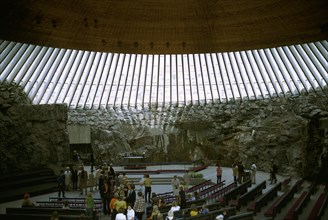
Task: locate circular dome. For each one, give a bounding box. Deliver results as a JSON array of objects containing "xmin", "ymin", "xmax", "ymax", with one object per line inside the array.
[{"xmin": 1, "ymin": 0, "xmax": 328, "ymax": 54}]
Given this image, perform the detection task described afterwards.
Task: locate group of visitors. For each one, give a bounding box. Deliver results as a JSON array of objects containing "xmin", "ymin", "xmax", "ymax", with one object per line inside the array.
[{"xmin": 19, "ymin": 154, "xmax": 280, "ymax": 220}]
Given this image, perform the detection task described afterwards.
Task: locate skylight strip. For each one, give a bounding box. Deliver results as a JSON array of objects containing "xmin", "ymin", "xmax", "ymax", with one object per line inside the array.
[
  {"xmin": 1, "ymin": 43, "xmax": 27, "ymax": 81},
  {"xmin": 281, "ymin": 47, "xmax": 309, "ymax": 93},
  {"xmin": 134, "ymin": 54, "xmax": 144, "ymax": 107},
  {"xmin": 12, "ymin": 45, "xmax": 42, "ymax": 86},
  {"xmin": 67, "ymin": 51, "xmax": 91, "ymax": 108},
  {"xmin": 179, "ymin": 55, "xmax": 187, "ymax": 105},
  {"xmin": 304, "ymin": 43, "xmax": 328, "ymax": 82},
  {"xmin": 142, "ymin": 55, "xmax": 150, "ymax": 107},
  {"xmin": 227, "ymin": 52, "xmax": 244, "ymax": 100},
  {"xmin": 106, "ymin": 53, "xmax": 121, "ymax": 106},
  {"xmin": 148, "ymin": 54, "xmax": 154, "ymax": 106},
  {"xmin": 44, "ymin": 49, "xmax": 72, "ymax": 104},
  {"xmin": 288, "ymin": 45, "xmax": 317, "ymax": 91},
  {"xmin": 191, "ymin": 54, "xmax": 201, "ymax": 103},
  {"xmin": 0, "ymin": 42, "xmax": 22, "ymax": 72},
  {"xmin": 121, "ymin": 54, "xmax": 132, "ymax": 107},
  {"xmin": 20, "ymin": 47, "xmax": 48, "ymax": 91},
  {"xmin": 36, "ymin": 48, "xmax": 66, "ymax": 104},
  {"xmin": 99, "ymin": 53, "xmax": 115, "ymax": 108},
  {"xmin": 173, "ymin": 55, "xmax": 179, "ymax": 104},
  {"xmin": 113, "ymin": 54, "xmax": 126, "ymax": 106},
  {"xmin": 295, "ymin": 45, "xmax": 326, "ymax": 88},
  {"xmin": 214, "ymin": 53, "xmax": 228, "ymax": 101},
  {"xmin": 26, "ymin": 47, "xmax": 55, "ymax": 97},
  {"xmin": 52, "ymin": 49, "xmax": 76, "ymax": 103},
  {"xmin": 59, "ymin": 50, "xmax": 84, "ymax": 104},
  {"xmin": 206, "ymin": 54, "xmax": 220, "ymax": 101},
  {"xmin": 223, "ymin": 53, "xmax": 237, "ymax": 101},
  {"xmin": 232, "ymin": 52, "xmax": 257, "ymax": 99},
  {"xmin": 74, "ymin": 51, "xmax": 97, "ymax": 108},
  {"xmin": 270, "ymin": 48, "xmax": 295, "ymax": 95},
  {"xmin": 246, "ymin": 51, "xmax": 272, "ymax": 96},
  {"xmin": 92, "ymin": 53, "xmax": 110, "ymax": 109},
  {"xmin": 128, "ymin": 54, "xmax": 138, "ymax": 108},
  {"xmin": 0, "ymin": 40, "xmax": 12, "ymax": 64},
  {"xmin": 7, "ymin": 44, "xmax": 36, "ymax": 84},
  {"xmin": 262, "ymin": 49, "xmax": 285, "ymax": 96},
  {"xmin": 163, "ymin": 55, "xmax": 167, "ymax": 106},
  {"xmin": 203, "ymin": 54, "xmax": 215, "ymax": 102},
  {"xmin": 80, "ymin": 52, "xmax": 102, "ymax": 108}
]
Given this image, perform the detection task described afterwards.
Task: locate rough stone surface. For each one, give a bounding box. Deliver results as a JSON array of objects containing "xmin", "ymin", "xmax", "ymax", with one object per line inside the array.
[
  {"xmin": 0, "ymin": 82, "xmax": 69, "ymax": 174},
  {"xmin": 69, "ymin": 89, "xmax": 328, "ymax": 181}
]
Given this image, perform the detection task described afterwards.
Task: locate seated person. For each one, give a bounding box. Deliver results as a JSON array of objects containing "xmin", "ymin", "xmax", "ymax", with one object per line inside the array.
[
  {"xmin": 170, "ymin": 201, "xmax": 180, "ymax": 212},
  {"xmin": 199, "ymin": 204, "xmax": 209, "ymax": 214},
  {"xmin": 22, "ymin": 193, "xmax": 35, "ymax": 207},
  {"xmin": 190, "ymin": 204, "xmax": 198, "ymax": 217}
]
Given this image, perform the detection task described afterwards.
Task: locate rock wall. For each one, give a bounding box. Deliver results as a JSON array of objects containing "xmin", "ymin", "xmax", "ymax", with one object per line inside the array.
[
  {"xmin": 69, "ymin": 89, "xmax": 328, "ymax": 181},
  {"xmin": 0, "ymin": 82, "xmax": 69, "ymax": 174}
]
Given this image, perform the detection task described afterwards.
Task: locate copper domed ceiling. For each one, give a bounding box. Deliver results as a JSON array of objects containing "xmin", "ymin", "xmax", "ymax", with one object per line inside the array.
[{"xmin": 1, "ymin": 0, "xmax": 328, "ymax": 54}]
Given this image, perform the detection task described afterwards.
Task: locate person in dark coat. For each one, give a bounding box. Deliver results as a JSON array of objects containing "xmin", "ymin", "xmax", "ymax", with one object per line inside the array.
[{"xmin": 57, "ymin": 170, "xmax": 66, "ymax": 198}]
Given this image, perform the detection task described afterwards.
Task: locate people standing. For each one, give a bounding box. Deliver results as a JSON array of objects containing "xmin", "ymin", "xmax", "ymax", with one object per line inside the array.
[
  {"xmin": 64, "ymin": 167, "xmax": 72, "ymax": 191},
  {"xmin": 127, "ymin": 204, "xmax": 135, "ymax": 220},
  {"xmin": 126, "ymin": 184, "xmax": 136, "ymax": 208},
  {"xmin": 72, "ymin": 168, "xmax": 78, "ymax": 191},
  {"xmin": 178, "ymin": 186, "xmax": 186, "ymax": 209},
  {"xmin": 171, "ymin": 175, "xmax": 180, "ymax": 196},
  {"xmin": 134, "ymin": 191, "xmax": 146, "ymax": 220},
  {"xmin": 88, "ymin": 170, "xmax": 96, "ymax": 192},
  {"xmin": 116, "ymin": 208, "xmax": 127, "ymax": 220},
  {"xmin": 250, "ymin": 162, "xmax": 257, "ymax": 184},
  {"xmin": 57, "ymin": 170, "xmax": 66, "ymax": 198},
  {"xmin": 79, "ymin": 166, "xmax": 88, "ymax": 195},
  {"xmin": 90, "ymin": 152, "xmax": 95, "ymax": 171},
  {"xmin": 143, "ymin": 174, "xmax": 152, "ymax": 203},
  {"xmin": 85, "ymin": 192, "xmax": 95, "ymax": 219},
  {"xmin": 232, "ymin": 163, "xmax": 238, "ymax": 184},
  {"xmin": 237, "ymin": 161, "xmax": 245, "ymax": 184},
  {"xmin": 270, "ymin": 160, "xmax": 278, "ymax": 184},
  {"xmin": 216, "ymin": 163, "xmax": 222, "ymax": 184},
  {"xmin": 109, "ymin": 194, "xmax": 119, "ymax": 220}
]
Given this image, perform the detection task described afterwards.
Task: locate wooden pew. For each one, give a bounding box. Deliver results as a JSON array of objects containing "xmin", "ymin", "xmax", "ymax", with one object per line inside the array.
[
  {"xmin": 208, "ymin": 182, "xmax": 237, "ymax": 202},
  {"xmin": 227, "ymin": 211, "xmax": 254, "ymax": 220},
  {"xmin": 36, "ymin": 200, "xmax": 102, "ymax": 210},
  {"xmin": 0, "ymin": 213, "xmax": 91, "ymax": 220},
  {"xmin": 230, "ymin": 180, "xmax": 266, "ymax": 210},
  {"xmin": 247, "ymin": 182, "xmax": 281, "ymax": 213},
  {"xmin": 186, "ymin": 179, "xmax": 213, "ymax": 193},
  {"xmin": 264, "ymin": 179, "xmax": 303, "ymax": 218},
  {"xmin": 218, "ymin": 179, "xmax": 252, "ymax": 205},
  {"xmin": 175, "ymin": 207, "xmax": 236, "ymax": 220},
  {"xmin": 307, "ymin": 192, "xmax": 328, "ymax": 220},
  {"xmin": 6, "ymin": 207, "xmax": 87, "ymax": 215},
  {"xmin": 199, "ymin": 180, "xmax": 225, "ymax": 197},
  {"xmin": 283, "ymin": 190, "xmax": 310, "ymax": 220}
]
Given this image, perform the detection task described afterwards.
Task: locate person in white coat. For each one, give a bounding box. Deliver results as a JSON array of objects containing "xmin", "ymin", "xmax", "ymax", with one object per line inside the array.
[{"xmin": 64, "ymin": 167, "xmax": 72, "ymax": 191}]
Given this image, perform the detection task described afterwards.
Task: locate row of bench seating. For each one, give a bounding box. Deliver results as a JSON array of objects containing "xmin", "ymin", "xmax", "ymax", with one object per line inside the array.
[
  {"xmin": 199, "ymin": 181, "xmax": 225, "ymax": 197},
  {"xmin": 218, "ymin": 179, "xmax": 252, "ymax": 205},
  {"xmin": 283, "ymin": 190, "xmax": 310, "ymax": 220},
  {"xmin": 230, "ymin": 180, "xmax": 266, "ymax": 211},
  {"xmin": 247, "ymin": 181, "xmax": 282, "ymax": 213},
  {"xmin": 307, "ymin": 192, "xmax": 328, "ymax": 220},
  {"xmin": 2, "ymin": 207, "xmax": 92, "ymax": 220},
  {"xmin": 264, "ymin": 179, "xmax": 303, "ymax": 218},
  {"xmin": 208, "ymin": 182, "xmax": 237, "ymax": 202}
]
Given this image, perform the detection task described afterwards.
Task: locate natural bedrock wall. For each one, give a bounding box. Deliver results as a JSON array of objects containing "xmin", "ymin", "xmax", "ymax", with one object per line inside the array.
[
  {"xmin": 0, "ymin": 82, "xmax": 69, "ymax": 174},
  {"xmin": 69, "ymin": 89, "xmax": 328, "ymax": 181}
]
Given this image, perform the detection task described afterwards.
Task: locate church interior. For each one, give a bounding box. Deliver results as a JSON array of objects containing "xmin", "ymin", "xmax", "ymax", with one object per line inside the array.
[{"xmin": 0, "ymin": 0, "xmax": 328, "ymax": 219}]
